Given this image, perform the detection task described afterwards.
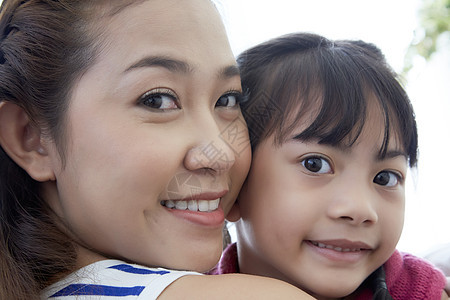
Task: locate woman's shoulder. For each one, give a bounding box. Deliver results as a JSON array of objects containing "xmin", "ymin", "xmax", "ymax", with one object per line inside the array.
[
  {"xmin": 42, "ymin": 259, "xmax": 315, "ymax": 299},
  {"xmin": 159, "ymin": 273, "xmax": 315, "ymax": 299},
  {"xmin": 41, "ymin": 259, "xmax": 200, "ymax": 299}
]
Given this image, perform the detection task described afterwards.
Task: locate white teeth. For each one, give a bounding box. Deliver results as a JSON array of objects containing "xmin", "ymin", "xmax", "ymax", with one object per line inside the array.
[
  {"xmin": 166, "ymin": 200, "xmax": 175, "ymax": 208},
  {"xmin": 311, "ymin": 241, "xmax": 360, "ymax": 252},
  {"xmin": 175, "ymin": 201, "xmax": 187, "ymax": 210},
  {"xmin": 188, "ymin": 200, "xmax": 198, "ymax": 211},
  {"xmin": 198, "ymin": 200, "xmax": 209, "ymax": 212},
  {"xmin": 209, "ymin": 199, "xmax": 220, "ymax": 211},
  {"xmin": 161, "ymin": 198, "xmax": 220, "ymax": 212}
]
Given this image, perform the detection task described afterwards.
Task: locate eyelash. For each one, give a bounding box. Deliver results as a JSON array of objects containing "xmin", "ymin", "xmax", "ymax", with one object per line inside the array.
[
  {"xmin": 138, "ymin": 88, "xmax": 247, "ymax": 111},
  {"xmin": 215, "ymin": 90, "xmax": 247, "ymax": 108},
  {"xmin": 299, "ymin": 154, "xmax": 404, "ymax": 187},
  {"xmin": 373, "ymin": 170, "xmax": 404, "ymax": 187},
  {"xmin": 138, "ymin": 88, "xmax": 179, "ymax": 111},
  {"xmin": 300, "ymin": 155, "xmax": 333, "ymax": 175}
]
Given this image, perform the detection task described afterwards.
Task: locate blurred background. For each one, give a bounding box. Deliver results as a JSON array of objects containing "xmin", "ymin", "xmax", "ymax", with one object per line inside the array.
[{"xmin": 217, "ymin": 0, "xmax": 450, "ymax": 257}]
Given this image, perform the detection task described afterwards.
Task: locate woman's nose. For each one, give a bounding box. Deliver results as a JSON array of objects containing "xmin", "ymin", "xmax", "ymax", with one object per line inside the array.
[
  {"xmin": 184, "ymin": 140, "xmax": 236, "ymax": 174},
  {"xmin": 183, "ymin": 117, "xmax": 245, "ymax": 175}
]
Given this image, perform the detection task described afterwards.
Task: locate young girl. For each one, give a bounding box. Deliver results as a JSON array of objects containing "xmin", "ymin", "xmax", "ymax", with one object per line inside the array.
[
  {"xmin": 212, "ymin": 33, "xmax": 448, "ymax": 299},
  {"xmin": 0, "ymin": 1, "xmax": 315, "ymax": 299}
]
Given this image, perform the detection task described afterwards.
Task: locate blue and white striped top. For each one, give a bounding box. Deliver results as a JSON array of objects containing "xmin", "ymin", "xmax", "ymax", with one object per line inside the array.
[{"xmin": 41, "ymin": 259, "xmax": 200, "ymax": 299}]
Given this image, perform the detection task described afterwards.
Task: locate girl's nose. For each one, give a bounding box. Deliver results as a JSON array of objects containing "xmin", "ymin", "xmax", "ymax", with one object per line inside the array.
[{"xmin": 327, "ymin": 185, "xmax": 379, "ymax": 226}]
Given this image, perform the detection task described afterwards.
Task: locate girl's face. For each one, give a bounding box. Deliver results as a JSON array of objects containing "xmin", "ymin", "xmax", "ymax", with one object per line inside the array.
[
  {"xmin": 234, "ymin": 99, "xmax": 407, "ymax": 298},
  {"xmin": 43, "ymin": 0, "xmax": 251, "ymax": 272}
]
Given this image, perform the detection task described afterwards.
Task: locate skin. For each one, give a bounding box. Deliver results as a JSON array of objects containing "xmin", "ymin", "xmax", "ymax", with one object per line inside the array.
[
  {"xmin": 231, "ymin": 100, "xmax": 409, "ymax": 299},
  {"xmin": 40, "ymin": 0, "xmax": 252, "ymax": 273},
  {"xmin": 0, "ymin": 1, "xmax": 318, "ymax": 298}
]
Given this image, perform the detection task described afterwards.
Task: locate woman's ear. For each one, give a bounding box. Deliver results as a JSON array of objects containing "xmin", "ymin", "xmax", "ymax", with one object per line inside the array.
[
  {"xmin": 226, "ymin": 198, "xmax": 241, "ymax": 222},
  {"xmin": 0, "ymin": 101, "xmax": 55, "ymax": 182}
]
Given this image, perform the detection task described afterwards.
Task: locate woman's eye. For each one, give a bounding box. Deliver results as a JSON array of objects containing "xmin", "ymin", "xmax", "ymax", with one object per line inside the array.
[
  {"xmin": 301, "ymin": 156, "xmax": 332, "ymax": 174},
  {"xmin": 373, "ymin": 171, "xmax": 401, "ymax": 187},
  {"xmin": 139, "ymin": 90, "xmax": 178, "ymax": 110},
  {"xmin": 215, "ymin": 92, "xmax": 243, "ymax": 108}
]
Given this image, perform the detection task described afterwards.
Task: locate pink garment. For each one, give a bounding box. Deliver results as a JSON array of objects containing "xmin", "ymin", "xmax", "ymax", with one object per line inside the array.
[
  {"xmin": 209, "ymin": 243, "xmax": 446, "ymax": 299},
  {"xmin": 207, "ymin": 242, "xmax": 239, "ymax": 275},
  {"xmin": 382, "ymin": 250, "xmax": 445, "ymax": 299}
]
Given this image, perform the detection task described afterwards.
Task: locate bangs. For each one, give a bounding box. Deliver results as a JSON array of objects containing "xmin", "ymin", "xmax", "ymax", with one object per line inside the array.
[{"xmin": 239, "ymin": 34, "xmax": 418, "ymax": 167}]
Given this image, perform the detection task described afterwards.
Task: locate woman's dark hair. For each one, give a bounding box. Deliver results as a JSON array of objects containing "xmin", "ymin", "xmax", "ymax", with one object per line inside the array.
[
  {"xmin": 0, "ymin": 1, "xmax": 142, "ymax": 299},
  {"xmin": 238, "ymin": 32, "xmax": 418, "ymax": 168}
]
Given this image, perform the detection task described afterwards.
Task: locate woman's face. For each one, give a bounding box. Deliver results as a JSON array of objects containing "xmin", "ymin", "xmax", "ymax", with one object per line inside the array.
[{"xmin": 43, "ymin": 0, "xmax": 251, "ymax": 272}]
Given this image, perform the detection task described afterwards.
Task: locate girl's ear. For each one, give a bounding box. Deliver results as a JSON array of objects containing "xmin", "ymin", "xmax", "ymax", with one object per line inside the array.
[
  {"xmin": 0, "ymin": 101, "xmax": 55, "ymax": 182},
  {"xmin": 226, "ymin": 199, "xmax": 241, "ymax": 222}
]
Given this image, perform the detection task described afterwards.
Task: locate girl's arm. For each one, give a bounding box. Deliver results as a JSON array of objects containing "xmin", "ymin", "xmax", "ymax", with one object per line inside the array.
[{"xmin": 159, "ymin": 273, "xmax": 315, "ymax": 299}]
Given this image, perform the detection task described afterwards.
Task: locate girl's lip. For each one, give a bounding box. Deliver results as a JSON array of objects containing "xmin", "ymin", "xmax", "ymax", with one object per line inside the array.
[
  {"xmin": 308, "ymin": 239, "xmax": 372, "ymax": 250},
  {"xmin": 305, "ymin": 239, "xmax": 372, "ymax": 264}
]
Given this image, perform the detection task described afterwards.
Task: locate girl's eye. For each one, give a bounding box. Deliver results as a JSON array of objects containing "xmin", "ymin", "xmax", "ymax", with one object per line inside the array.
[
  {"xmin": 301, "ymin": 156, "xmax": 332, "ymax": 174},
  {"xmin": 139, "ymin": 89, "xmax": 179, "ymax": 110},
  {"xmin": 373, "ymin": 171, "xmax": 401, "ymax": 187},
  {"xmin": 215, "ymin": 91, "xmax": 243, "ymax": 108}
]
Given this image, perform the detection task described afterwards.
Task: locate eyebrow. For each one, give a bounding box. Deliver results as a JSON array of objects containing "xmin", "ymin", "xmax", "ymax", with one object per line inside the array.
[
  {"xmin": 124, "ymin": 55, "xmax": 240, "ymax": 79},
  {"xmin": 125, "ymin": 56, "xmax": 192, "ymax": 73},
  {"xmin": 218, "ymin": 65, "xmax": 240, "ymax": 79},
  {"xmin": 289, "ymin": 136, "xmax": 408, "ymax": 161},
  {"xmin": 377, "ymin": 150, "xmax": 408, "ymax": 162}
]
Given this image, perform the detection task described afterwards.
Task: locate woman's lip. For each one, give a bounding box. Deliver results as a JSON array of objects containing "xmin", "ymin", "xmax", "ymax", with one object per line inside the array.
[
  {"xmin": 161, "ymin": 190, "xmax": 228, "ymax": 227},
  {"xmin": 165, "ymin": 204, "xmax": 225, "ymax": 227},
  {"xmin": 168, "ymin": 190, "xmax": 228, "ymax": 201}
]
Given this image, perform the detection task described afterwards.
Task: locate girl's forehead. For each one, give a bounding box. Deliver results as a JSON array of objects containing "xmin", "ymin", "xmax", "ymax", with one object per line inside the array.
[{"xmin": 281, "ymin": 93, "xmax": 404, "ymax": 150}]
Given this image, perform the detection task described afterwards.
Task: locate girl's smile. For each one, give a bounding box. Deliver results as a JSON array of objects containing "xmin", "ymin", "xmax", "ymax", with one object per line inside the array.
[
  {"xmin": 234, "ymin": 100, "xmax": 406, "ymax": 298},
  {"xmin": 306, "ymin": 240, "xmax": 373, "ymax": 264}
]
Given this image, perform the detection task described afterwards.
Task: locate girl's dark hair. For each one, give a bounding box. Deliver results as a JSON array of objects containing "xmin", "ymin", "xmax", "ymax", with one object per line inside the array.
[
  {"xmin": 369, "ymin": 267, "xmax": 393, "ymax": 300},
  {"xmin": 0, "ymin": 1, "xmax": 141, "ymax": 299},
  {"xmin": 238, "ymin": 32, "xmax": 418, "ymax": 168}
]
